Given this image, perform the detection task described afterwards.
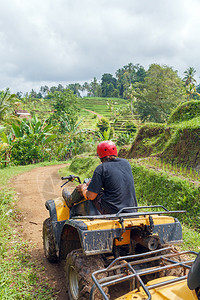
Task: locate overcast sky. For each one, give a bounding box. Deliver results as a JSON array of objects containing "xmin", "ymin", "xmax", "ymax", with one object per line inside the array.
[{"xmin": 0, "ymin": 0, "xmax": 200, "ymax": 93}]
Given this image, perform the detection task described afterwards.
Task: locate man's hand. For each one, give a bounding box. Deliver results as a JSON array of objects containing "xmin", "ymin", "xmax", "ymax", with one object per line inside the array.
[
  {"xmin": 76, "ymin": 183, "xmax": 98, "ymax": 200},
  {"xmin": 76, "ymin": 183, "xmax": 87, "ymax": 196}
]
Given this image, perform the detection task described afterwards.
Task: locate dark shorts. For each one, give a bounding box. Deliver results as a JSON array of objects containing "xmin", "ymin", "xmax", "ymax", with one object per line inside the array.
[{"xmin": 93, "ymin": 192, "xmax": 110, "ymax": 215}]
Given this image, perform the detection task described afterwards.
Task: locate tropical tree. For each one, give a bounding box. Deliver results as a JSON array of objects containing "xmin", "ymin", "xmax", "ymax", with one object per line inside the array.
[
  {"xmin": 89, "ymin": 77, "xmax": 102, "ymax": 97},
  {"xmin": 67, "ymin": 83, "xmax": 82, "ymax": 97},
  {"xmin": 183, "ymin": 67, "xmax": 197, "ymax": 100},
  {"xmin": 48, "ymin": 89, "xmax": 80, "ymax": 134},
  {"xmin": 183, "ymin": 67, "xmax": 196, "ymax": 86},
  {"xmin": 133, "ymin": 64, "xmax": 186, "ymax": 123},
  {"xmin": 82, "ymin": 82, "xmax": 90, "ymax": 96},
  {"xmin": 101, "ymin": 73, "xmax": 118, "ymax": 97},
  {"xmin": 40, "ymin": 85, "xmax": 50, "ymax": 98},
  {"xmin": 29, "ymin": 89, "xmax": 38, "ymax": 99},
  {"xmin": 0, "ymin": 89, "xmax": 16, "ymax": 122},
  {"xmin": 116, "ymin": 63, "xmax": 146, "ymax": 98},
  {"xmin": 82, "ymin": 79, "xmax": 102, "ymax": 97}
]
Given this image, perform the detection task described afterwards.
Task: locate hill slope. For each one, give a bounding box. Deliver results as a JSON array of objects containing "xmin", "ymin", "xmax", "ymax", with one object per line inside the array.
[{"xmin": 127, "ymin": 101, "xmax": 200, "ymax": 169}]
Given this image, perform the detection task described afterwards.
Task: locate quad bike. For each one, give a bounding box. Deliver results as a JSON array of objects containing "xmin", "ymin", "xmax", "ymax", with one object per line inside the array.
[
  {"xmin": 91, "ymin": 248, "xmax": 200, "ymax": 300},
  {"xmin": 42, "ymin": 175, "xmax": 186, "ymax": 300}
]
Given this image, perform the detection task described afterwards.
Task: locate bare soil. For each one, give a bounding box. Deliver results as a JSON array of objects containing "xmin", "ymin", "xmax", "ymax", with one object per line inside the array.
[
  {"xmin": 11, "ymin": 164, "xmax": 75, "ymax": 300},
  {"xmin": 83, "ymin": 108, "xmax": 103, "ymax": 120}
]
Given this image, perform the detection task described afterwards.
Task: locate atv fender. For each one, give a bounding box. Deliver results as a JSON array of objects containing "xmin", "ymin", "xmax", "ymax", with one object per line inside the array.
[{"xmin": 45, "ymin": 198, "xmax": 70, "ymax": 252}]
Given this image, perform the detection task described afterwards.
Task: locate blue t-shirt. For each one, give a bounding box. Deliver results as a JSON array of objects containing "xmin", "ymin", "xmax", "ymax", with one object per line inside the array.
[{"xmin": 88, "ymin": 158, "xmax": 137, "ymax": 214}]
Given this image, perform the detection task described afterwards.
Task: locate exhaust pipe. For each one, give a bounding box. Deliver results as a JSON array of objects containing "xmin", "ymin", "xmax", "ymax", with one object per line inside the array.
[{"xmin": 134, "ymin": 235, "xmax": 159, "ymax": 251}]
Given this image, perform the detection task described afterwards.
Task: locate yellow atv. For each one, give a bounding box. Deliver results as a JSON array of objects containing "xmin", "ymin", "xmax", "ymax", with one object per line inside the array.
[
  {"xmin": 42, "ymin": 175, "xmax": 186, "ymax": 300},
  {"xmin": 91, "ymin": 248, "xmax": 200, "ymax": 300}
]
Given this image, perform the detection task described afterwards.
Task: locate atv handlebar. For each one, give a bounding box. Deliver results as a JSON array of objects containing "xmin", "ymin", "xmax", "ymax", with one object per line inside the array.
[{"xmin": 61, "ymin": 175, "xmax": 81, "ymax": 188}]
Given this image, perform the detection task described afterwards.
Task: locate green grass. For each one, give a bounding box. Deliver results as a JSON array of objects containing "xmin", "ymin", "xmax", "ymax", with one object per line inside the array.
[
  {"xmin": 78, "ymin": 112, "xmax": 99, "ymax": 131},
  {"xmin": 0, "ymin": 192, "xmax": 56, "ymax": 299},
  {"xmin": 0, "ymin": 160, "xmax": 68, "ymax": 299},
  {"xmin": 182, "ymin": 225, "xmax": 200, "ymax": 252},
  {"xmin": 136, "ymin": 157, "xmax": 200, "ymax": 182}
]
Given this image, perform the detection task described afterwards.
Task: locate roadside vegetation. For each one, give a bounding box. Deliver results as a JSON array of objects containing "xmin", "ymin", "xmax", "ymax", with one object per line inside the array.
[{"xmin": 0, "ymin": 161, "xmax": 68, "ymax": 299}]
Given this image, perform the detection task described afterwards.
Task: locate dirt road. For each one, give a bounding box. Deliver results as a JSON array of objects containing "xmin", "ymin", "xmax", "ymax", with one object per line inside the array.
[
  {"xmin": 11, "ymin": 164, "xmax": 74, "ymax": 300},
  {"xmin": 83, "ymin": 108, "xmax": 103, "ymax": 120}
]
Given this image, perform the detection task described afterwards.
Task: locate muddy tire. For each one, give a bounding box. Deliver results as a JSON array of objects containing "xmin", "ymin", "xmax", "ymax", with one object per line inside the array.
[
  {"xmin": 160, "ymin": 248, "xmax": 183, "ymax": 277},
  {"xmin": 65, "ymin": 249, "xmax": 109, "ymax": 300},
  {"xmin": 43, "ymin": 218, "xmax": 58, "ymax": 263}
]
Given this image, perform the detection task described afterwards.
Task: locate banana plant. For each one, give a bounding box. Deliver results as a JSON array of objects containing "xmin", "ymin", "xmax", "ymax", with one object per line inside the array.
[
  {"xmin": 0, "ymin": 130, "xmax": 14, "ymax": 167},
  {"xmin": 0, "ymin": 89, "xmax": 17, "ymax": 123},
  {"xmin": 11, "ymin": 114, "xmax": 57, "ymax": 144}
]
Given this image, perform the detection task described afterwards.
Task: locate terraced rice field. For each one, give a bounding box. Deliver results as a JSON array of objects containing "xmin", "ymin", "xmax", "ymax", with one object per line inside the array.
[{"xmin": 78, "ymin": 97, "xmax": 139, "ymax": 134}]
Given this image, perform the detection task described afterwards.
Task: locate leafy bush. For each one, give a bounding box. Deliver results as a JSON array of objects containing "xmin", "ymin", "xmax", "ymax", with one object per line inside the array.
[
  {"xmin": 97, "ymin": 118, "xmax": 110, "ymax": 135},
  {"xmin": 125, "ymin": 121, "xmax": 137, "ymax": 133},
  {"xmin": 48, "ymin": 89, "xmax": 79, "ymax": 134},
  {"xmin": 11, "ymin": 135, "xmax": 44, "ymax": 165},
  {"xmin": 168, "ymin": 100, "xmax": 200, "ymax": 124},
  {"xmin": 116, "ymin": 133, "xmax": 135, "ymax": 146}
]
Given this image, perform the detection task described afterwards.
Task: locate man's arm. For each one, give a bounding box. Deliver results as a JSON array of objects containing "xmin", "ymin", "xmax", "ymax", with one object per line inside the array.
[{"xmin": 76, "ymin": 184, "xmax": 98, "ymax": 200}]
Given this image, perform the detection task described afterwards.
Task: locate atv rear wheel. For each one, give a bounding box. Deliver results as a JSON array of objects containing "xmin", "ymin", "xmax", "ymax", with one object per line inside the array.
[
  {"xmin": 65, "ymin": 249, "xmax": 108, "ymax": 300},
  {"xmin": 42, "ymin": 218, "xmax": 58, "ymax": 263}
]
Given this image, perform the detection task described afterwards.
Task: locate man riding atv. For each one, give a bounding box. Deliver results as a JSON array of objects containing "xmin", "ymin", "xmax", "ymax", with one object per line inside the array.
[
  {"xmin": 43, "ymin": 141, "xmax": 187, "ymax": 299},
  {"xmin": 64, "ymin": 140, "xmax": 138, "ymax": 214}
]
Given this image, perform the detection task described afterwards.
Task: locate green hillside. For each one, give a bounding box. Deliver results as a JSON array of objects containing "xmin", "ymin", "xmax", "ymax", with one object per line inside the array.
[{"xmin": 127, "ymin": 101, "xmax": 200, "ymax": 170}]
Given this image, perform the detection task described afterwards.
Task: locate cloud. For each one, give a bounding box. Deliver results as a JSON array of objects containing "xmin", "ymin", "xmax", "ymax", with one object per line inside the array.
[{"xmin": 0, "ymin": 0, "xmax": 200, "ymax": 92}]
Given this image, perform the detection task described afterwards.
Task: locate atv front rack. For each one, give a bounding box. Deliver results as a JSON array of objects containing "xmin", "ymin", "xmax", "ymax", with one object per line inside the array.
[{"xmin": 90, "ymin": 247, "xmax": 198, "ymax": 300}]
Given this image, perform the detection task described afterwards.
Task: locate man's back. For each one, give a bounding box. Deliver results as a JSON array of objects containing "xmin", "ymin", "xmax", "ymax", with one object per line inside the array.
[{"xmin": 88, "ymin": 158, "xmax": 137, "ymax": 213}]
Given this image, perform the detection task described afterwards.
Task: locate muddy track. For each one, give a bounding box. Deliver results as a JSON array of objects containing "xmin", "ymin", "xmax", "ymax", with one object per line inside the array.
[{"xmin": 11, "ymin": 164, "xmax": 75, "ymax": 300}]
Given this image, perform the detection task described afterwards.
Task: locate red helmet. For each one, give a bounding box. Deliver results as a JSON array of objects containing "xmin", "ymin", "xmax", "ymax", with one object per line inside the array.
[{"xmin": 97, "ymin": 141, "xmax": 118, "ymax": 158}]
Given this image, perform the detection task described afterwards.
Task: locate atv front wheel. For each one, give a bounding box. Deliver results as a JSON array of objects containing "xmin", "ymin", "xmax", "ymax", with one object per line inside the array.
[
  {"xmin": 65, "ymin": 249, "xmax": 108, "ymax": 300},
  {"xmin": 160, "ymin": 248, "xmax": 184, "ymax": 277},
  {"xmin": 42, "ymin": 218, "xmax": 58, "ymax": 262}
]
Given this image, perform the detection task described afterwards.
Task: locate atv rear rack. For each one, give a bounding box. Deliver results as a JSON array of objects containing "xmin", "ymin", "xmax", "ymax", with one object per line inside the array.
[
  {"xmin": 73, "ymin": 205, "xmax": 185, "ymax": 220},
  {"xmin": 90, "ymin": 247, "xmax": 198, "ymax": 300}
]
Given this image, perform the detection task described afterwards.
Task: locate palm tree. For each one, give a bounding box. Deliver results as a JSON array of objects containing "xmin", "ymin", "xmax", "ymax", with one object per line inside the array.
[
  {"xmin": 183, "ymin": 67, "xmax": 196, "ymax": 86},
  {"xmin": 183, "ymin": 67, "xmax": 197, "ymax": 100}
]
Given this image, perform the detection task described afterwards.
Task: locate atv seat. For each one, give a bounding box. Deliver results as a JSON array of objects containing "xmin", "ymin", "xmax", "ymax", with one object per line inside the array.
[{"xmin": 70, "ymin": 200, "xmax": 101, "ymax": 217}]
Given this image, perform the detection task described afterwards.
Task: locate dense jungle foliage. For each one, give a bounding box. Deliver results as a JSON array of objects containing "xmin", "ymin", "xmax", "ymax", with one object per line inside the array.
[{"xmin": 0, "ymin": 63, "xmax": 199, "ymax": 168}]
